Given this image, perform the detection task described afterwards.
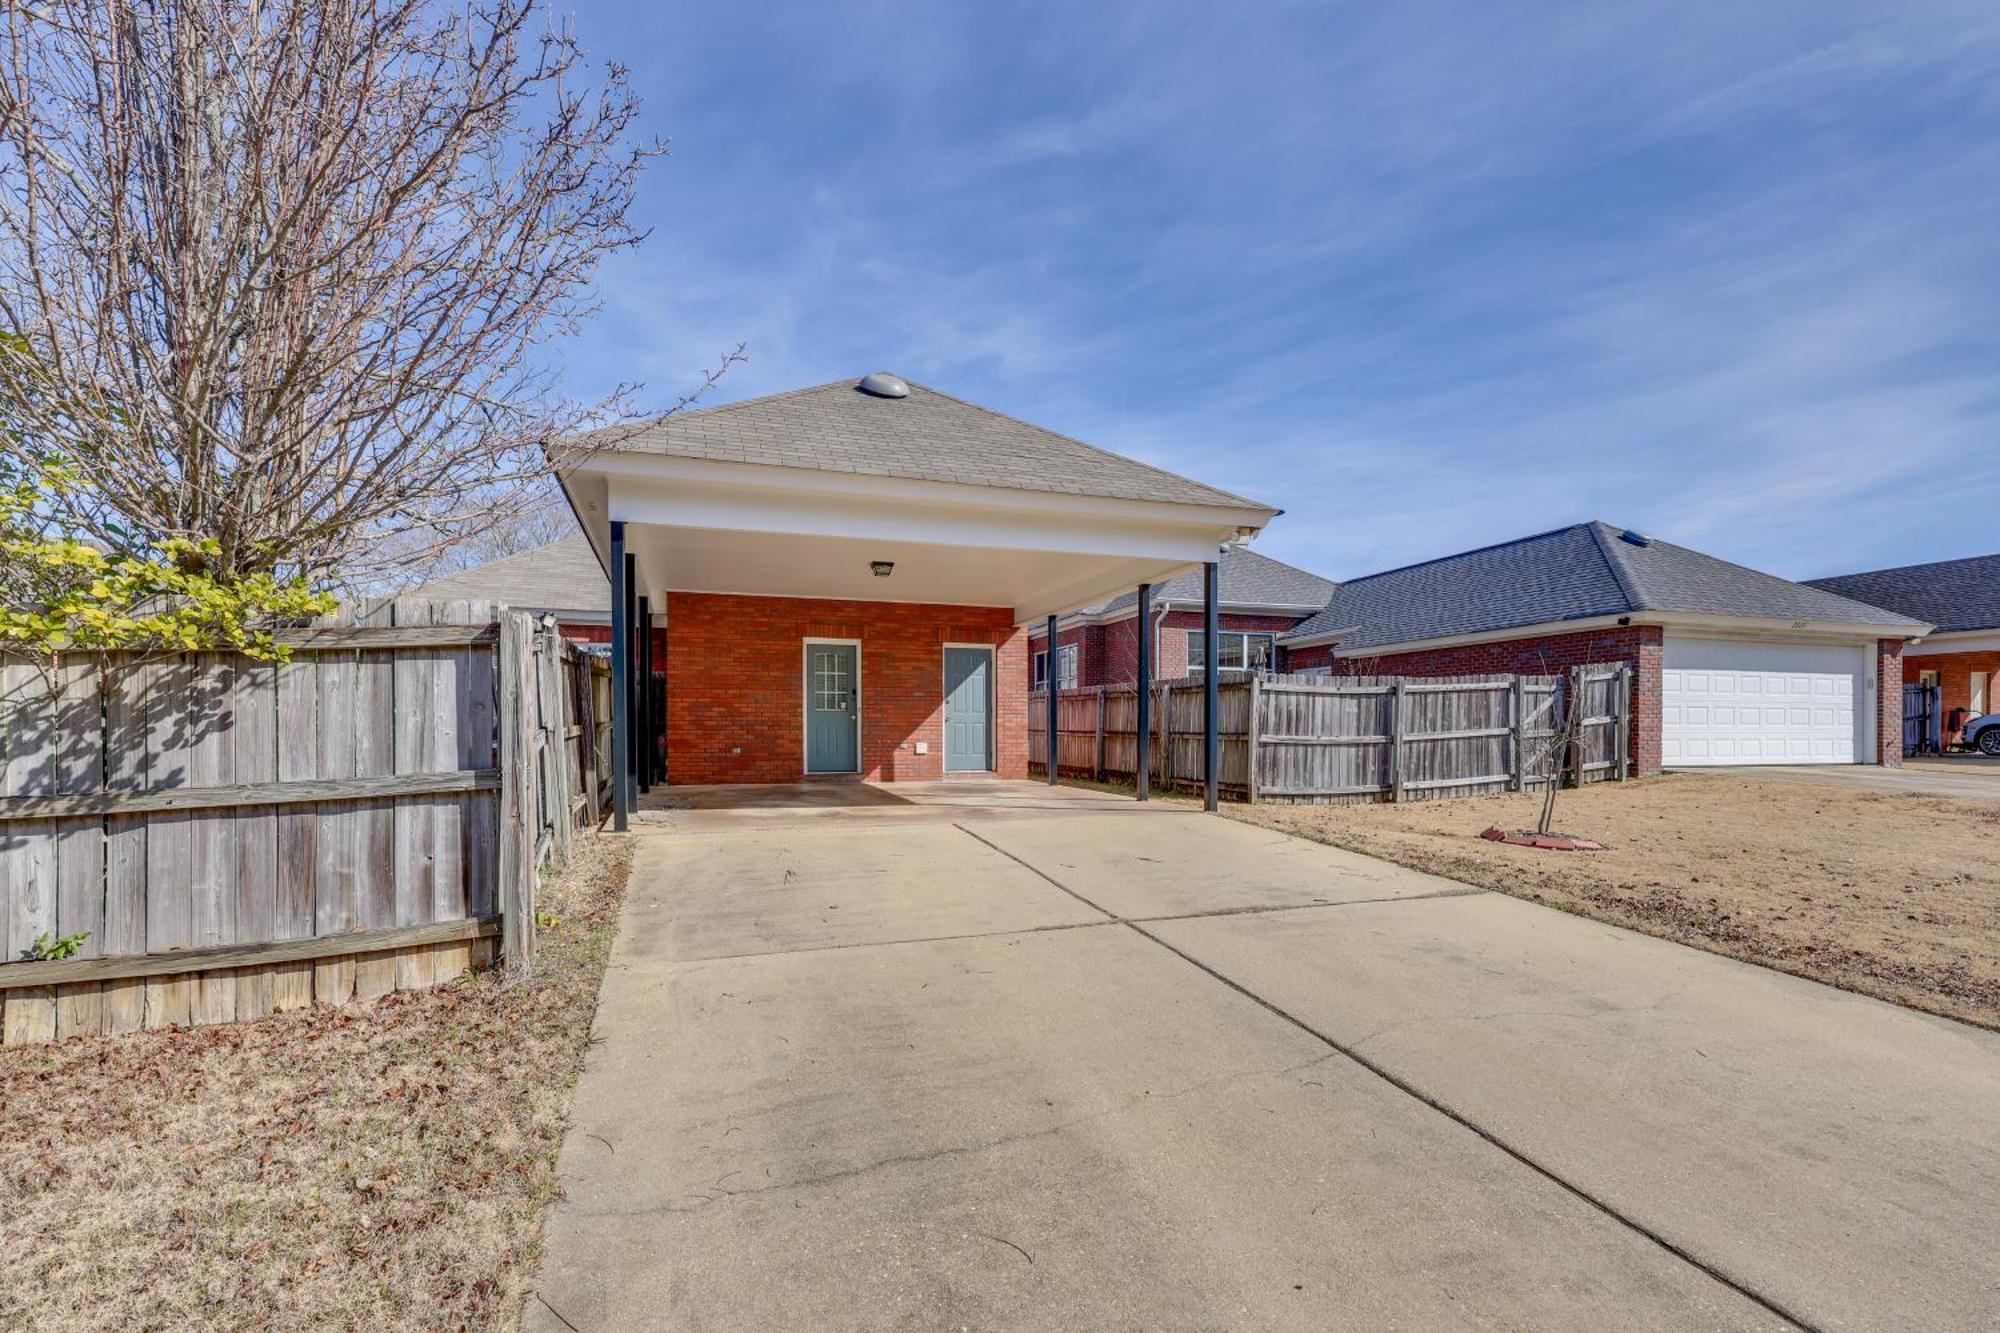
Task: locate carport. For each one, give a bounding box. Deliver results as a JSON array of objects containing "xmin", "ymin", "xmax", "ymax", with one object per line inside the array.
[{"xmin": 556, "ymin": 373, "xmax": 1278, "ymax": 824}]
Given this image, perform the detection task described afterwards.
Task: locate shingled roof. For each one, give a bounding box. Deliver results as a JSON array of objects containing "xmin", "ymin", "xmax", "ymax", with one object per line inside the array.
[
  {"xmin": 1282, "ymin": 521, "xmax": 1926, "ymax": 650},
  {"xmin": 1071, "ymin": 546, "xmax": 1334, "ymax": 619},
  {"xmin": 1804, "ymin": 553, "xmax": 2000, "ymax": 634},
  {"xmin": 576, "ymin": 377, "xmax": 1273, "ymax": 512},
  {"xmin": 408, "ymin": 534, "xmax": 608, "ymax": 613}
]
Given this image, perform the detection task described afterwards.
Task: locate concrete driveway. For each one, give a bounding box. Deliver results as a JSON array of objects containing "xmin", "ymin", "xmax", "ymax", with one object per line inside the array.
[
  {"xmin": 527, "ymin": 782, "xmax": 2000, "ymax": 1333},
  {"xmin": 1680, "ymin": 755, "xmax": 2000, "ymax": 800}
]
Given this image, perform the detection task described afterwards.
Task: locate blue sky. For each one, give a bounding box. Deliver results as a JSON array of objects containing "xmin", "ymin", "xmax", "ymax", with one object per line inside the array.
[{"xmin": 555, "ymin": 1, "xmax": 2000, "ymax": 583}]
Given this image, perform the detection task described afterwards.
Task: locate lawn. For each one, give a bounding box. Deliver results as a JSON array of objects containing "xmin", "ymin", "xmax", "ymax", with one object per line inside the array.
[
  {"xmin": 0, "ymin": 833, "xmax": 631, "ymax": 1333},
  {"xmin": 1226, "ymin": 773, "xmax": 2000, "ymax": 1030}
]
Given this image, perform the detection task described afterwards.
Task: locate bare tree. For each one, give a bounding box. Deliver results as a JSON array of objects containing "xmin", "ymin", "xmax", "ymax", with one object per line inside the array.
[{"xmin": 0, "ymin": 0, "xmax": 689, "ymax": 585}]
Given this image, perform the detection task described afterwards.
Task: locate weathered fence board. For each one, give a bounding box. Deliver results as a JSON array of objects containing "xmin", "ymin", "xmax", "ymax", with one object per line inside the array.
[
  {"xmin": 1031, "ymin": 667, "xmax": 1631, "ymax": 804},
  {"xmin": 0, "ymin": 599, "xmax": 596, "ymax": 1045}
]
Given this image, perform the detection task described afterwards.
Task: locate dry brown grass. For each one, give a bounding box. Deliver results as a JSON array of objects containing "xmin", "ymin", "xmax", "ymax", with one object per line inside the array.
[
  {"xmin": 0, "ymin": 832, "xmax": 631, "ymax": 1333},
  {"xmin": 1227, "ymin": 773, "xmax": 2000, "ymax": 1030}
]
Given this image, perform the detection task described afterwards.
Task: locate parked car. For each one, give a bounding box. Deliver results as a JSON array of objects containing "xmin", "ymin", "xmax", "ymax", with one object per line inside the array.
[{"xmin": 1962, "ymin": 712, "xmax": 2000, "ymax": 755}]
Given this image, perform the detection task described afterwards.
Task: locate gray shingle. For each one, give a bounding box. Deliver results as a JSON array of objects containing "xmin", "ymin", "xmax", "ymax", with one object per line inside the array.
[
  {"xmin": 574, "ymin": 377, "xmax": 1274, "ymax": 512},
  {"xmin": 1804, "ymin": 554, "xmax": 2000, "ymax": 634},
  {"xmin": 408, "ymin": 535, "xmax": 607, "ymax": 612},
  {"xmin": 1081, "ymin": 547, "xmax": 1335, "ymax": 617},
  {"xmin": 1282, "ymin": 521, "xmax": 1925, "ymax": 649}
]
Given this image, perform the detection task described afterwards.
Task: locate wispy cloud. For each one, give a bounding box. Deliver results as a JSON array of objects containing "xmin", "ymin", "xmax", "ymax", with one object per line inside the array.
[{"xmin": 558, "ymin": 0, "xmax": 2000, "ymax": 579}]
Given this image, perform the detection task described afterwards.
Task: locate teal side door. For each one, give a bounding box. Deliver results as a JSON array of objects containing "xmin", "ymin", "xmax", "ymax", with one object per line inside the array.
[
  {"xmin": 805, "ymin": 642, "xmax": 860, "ymax": 773},
  {"xmin": 943, "ymin": 647, "xmax": 992, "ymax": 772}
]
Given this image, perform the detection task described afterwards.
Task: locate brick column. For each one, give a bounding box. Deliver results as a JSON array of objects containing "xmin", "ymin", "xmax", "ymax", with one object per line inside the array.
[
  {"xmin": 1632, "ymin": 626, "xmax": 1664, "ymax": 776},
  {"xmin": 1877, "ymin": 638, "xmax": 1905, "ymax": 767}
]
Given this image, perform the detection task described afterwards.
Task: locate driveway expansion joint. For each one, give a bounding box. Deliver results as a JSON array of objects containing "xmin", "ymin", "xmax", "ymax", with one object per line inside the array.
[{"xmin": 958, "ymin": 820, "xmax": 1821, "ymax": 1333}]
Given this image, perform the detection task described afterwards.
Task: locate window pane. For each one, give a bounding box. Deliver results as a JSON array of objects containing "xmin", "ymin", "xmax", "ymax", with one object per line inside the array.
[
  {"xmin": 1219, "ymin": 634, "xmax": 1247, "ymax": 670},
  {"xmin": 1033, "ymin": 651, "xmax": 1047, "ymax": 686},
  {"xmin": 1059, "ymin": 645, "xmax": 1079, "ymax": 688},
  {"xmin": 1245, "ymin": 635, "xmax": 1273, "ymax": 671},
  {"xmin": 1187, "ymin": 631, "xmax": 1205, "ymax": 670}
]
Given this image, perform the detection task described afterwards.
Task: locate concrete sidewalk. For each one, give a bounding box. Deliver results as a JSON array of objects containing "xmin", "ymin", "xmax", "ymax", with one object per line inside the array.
[{"xmin": 526, "ymin": 796, "xmax": 2000, "ymax": 1332}]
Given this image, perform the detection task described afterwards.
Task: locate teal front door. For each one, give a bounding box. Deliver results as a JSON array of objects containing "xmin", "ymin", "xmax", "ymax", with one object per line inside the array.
[
  {"xmin": 804, "ymin": 642, "xmax": 860, "ymax": 773},
  {"xmin": 943, "ymin": 646, "xmax": 992, "ymax": 772}
]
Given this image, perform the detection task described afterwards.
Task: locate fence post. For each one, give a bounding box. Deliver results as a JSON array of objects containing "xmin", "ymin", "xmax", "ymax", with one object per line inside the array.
[
  {"xmin": 1615, "ymin": 663, "xmax": 1630, "ymax": 780},
  {"xmin": 497, "ymin": 613, "xmax": 536, "ymax": 969},
  {"xmin": 1093, "ymin": 687, "xmax": 1106, "ymax": 781},
  {"xmin": 1510, "ymin": 675, "xmax": 1526, "ymax": 791},
  {"xmin": 1568, "ymin": 665, "xmax": 1586, "ymax": 788},
  {"xmin": 1247, "ymin": 674, "xmax": 1263, "ymax": 804},
  {"xmin": 1389, "ymin": 679, "xmax": 1406, "ymax": 802}
]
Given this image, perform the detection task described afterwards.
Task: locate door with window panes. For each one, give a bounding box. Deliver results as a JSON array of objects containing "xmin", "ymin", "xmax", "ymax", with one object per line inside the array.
[{"xmin": 805, "ymin": 642, "xmax": 860, "ymax": 772}]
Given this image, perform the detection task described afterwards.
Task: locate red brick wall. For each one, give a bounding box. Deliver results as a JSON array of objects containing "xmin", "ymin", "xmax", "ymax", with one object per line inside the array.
[
  {"xmin": 1041, "ymin": 610, "xmax": 1306, "ymax": 686},
  {"xmin": 1903, "ymin": 646, "xmax": 1999, "ymax": 747},
  {"xmin": 561, "ymin": 621, "xmax": 667, "ymax": 660},
  {"xmin": 1877, "ymin": 639, "xmax": 1906, "ymax": 764},
  {"xmin": 1293, "ymin": 625, "xmax": 1663, "ymax": 775},
  {"xmin": 665, "ymin": 593, "xmax": 1025, "ymax": 785},
  {"xmin": 1025, "ymin": 623, "xmax": 1105, "ymax": 688}
]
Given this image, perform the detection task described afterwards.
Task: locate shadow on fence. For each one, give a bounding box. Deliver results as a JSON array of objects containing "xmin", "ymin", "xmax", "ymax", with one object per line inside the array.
[
  {"xmin": 1030, "ymin": 667, "xmax": 1631, "ymax": 804},
  {"xmin": 0, "ymin": 600, "xmax": 612, "ymax": 1045}
]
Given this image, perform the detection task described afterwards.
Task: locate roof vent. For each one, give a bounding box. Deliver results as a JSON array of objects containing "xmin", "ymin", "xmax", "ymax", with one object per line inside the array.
[
  {"xmin": 857, "ymin": 372, "xmax": 909, "ymax": 399},
  {"xmin": 1618, "ymin": 529, "xmax": 1652, "ymax": 547}
]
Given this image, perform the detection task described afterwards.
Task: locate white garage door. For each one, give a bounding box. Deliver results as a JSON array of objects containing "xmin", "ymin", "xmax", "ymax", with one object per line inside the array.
[{"xmin": 1661, "ymin": 636, "xmax": 1870, "ymax": 766}]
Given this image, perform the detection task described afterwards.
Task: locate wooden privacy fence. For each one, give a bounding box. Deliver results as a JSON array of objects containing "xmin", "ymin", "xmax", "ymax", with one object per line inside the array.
[
  {"xmin": 0, "ymin": 601, "xmax": 610, "ymax": 1046},
  {"xmin": 1030, "ymin": 666, "xmax": 1631, "ymax": 804}
]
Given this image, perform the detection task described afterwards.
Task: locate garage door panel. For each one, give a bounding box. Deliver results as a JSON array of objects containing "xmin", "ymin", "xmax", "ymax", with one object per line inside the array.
[{"xmin": 1661, "ymin": 637, "xmax": 1866, "ymax": 767}]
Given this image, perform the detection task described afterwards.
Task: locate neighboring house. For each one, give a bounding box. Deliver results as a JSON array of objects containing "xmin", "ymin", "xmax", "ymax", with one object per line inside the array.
[
  {"xmin": 1277, "ymin": 521, "xmax": 1927, "ymax": 772},
  {"xmin": 408, "ymin": 533, "xmax": 673, "ymax": 780},
  {"xmin": 554, "ymin": 372, "xmax": 1276, "ymax": 806},
  {"xmin": 1805, "ymin": 553, "xmax": 2000, "ymax": 747},
  {"xmin": 407, "ymin": 532, "xmax": 667, "ymax": 660},
  {"xmin": 1026, "ymin": 546, "xmax": 1336, "ymax": 689}
]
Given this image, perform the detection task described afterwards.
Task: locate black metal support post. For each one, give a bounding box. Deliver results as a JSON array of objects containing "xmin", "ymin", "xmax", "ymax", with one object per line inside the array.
[
  {"xmin": 623, "ymin": 551, "xmax": 639, "ymax": 811},
  {"xmin": 1045, "ymin": 613, "xmax": 1060, "ymax": 784},
  {"xmin": 637, "ymin": 596, "xmax": 652, "ymax": 793},
  {"xmin": 1134, "ymin": 582, "xmax": 1152, "ymax": 801},
  {"xmin": 1204, "ymin": 558, "xmax": 1220, "ymax": 812},
  {"xmin": 609, "ymin": 522, "xmax": 630, "ymax": 832}
]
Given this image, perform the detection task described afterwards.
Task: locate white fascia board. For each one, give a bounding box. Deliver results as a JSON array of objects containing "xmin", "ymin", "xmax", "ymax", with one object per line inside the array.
[
  {"xmin": 576, "ymin": 452, "xmax": 1274, "ymax": 539},
  {"xmin": 1905, "ymin": 628, "xmax": 2000, "ymax": 654},
  {"xmin": 1652, "ymin": 612, "xmax": 1930, "ymax": 641},
  {"xmin": 1325, "ymin": 611, "xmax": 1925, "ymax": 659},
  {"xmin": 601, "ymin": 472, "xmax": 1233, "ymax": 565}
]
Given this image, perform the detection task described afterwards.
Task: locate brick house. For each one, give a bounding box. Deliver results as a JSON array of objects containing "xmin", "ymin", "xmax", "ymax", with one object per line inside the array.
[
  {"xmin": 552, "ymin": 372, "xmax": 1277, "ymax": 825},
  {"xmin": 1277, "ymin": 522, "xmax": 1927, "ymax": 773},
  {"xmin": 1026, "ymin": 546, "xmax": 1335, "ymax": 688},
  {"xmin": 1806, "ymin": 553, "xmax": 2000, "ymax": 749}
]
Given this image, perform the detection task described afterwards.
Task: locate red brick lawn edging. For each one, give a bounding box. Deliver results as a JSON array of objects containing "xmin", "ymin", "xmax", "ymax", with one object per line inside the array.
[{"xmin": 1479, "ymin": 826, "xmax": 1609, "ymax": 852}]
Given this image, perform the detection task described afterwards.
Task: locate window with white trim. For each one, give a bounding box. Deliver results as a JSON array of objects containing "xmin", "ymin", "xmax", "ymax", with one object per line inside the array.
[
  {"xmin": 1032, "ymin": 644, "xmax": 1079, "ymax": 689},
  {"xmin": 1187, "ymin": 630, "xmax": 1273, "ymax": 674}
]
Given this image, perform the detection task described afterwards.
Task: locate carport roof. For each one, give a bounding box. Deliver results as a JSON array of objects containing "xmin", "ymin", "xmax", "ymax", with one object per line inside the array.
[
  {"xmin": 1804, "ymin": 553, "xmax": 2000, "ymax": 634},
  {"xmin": 1282, "ymin": 521, "xmax": 1929, "ymax": 650},
  {"xmin": 570, "ymin": 376, "xmax": 1275, "ymax": 514}
]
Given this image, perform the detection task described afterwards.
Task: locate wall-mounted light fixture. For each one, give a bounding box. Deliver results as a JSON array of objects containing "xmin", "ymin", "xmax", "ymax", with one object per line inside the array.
[{"xmin": 870, "ymin": 560, "xmax": 895, "ymax": 578}]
